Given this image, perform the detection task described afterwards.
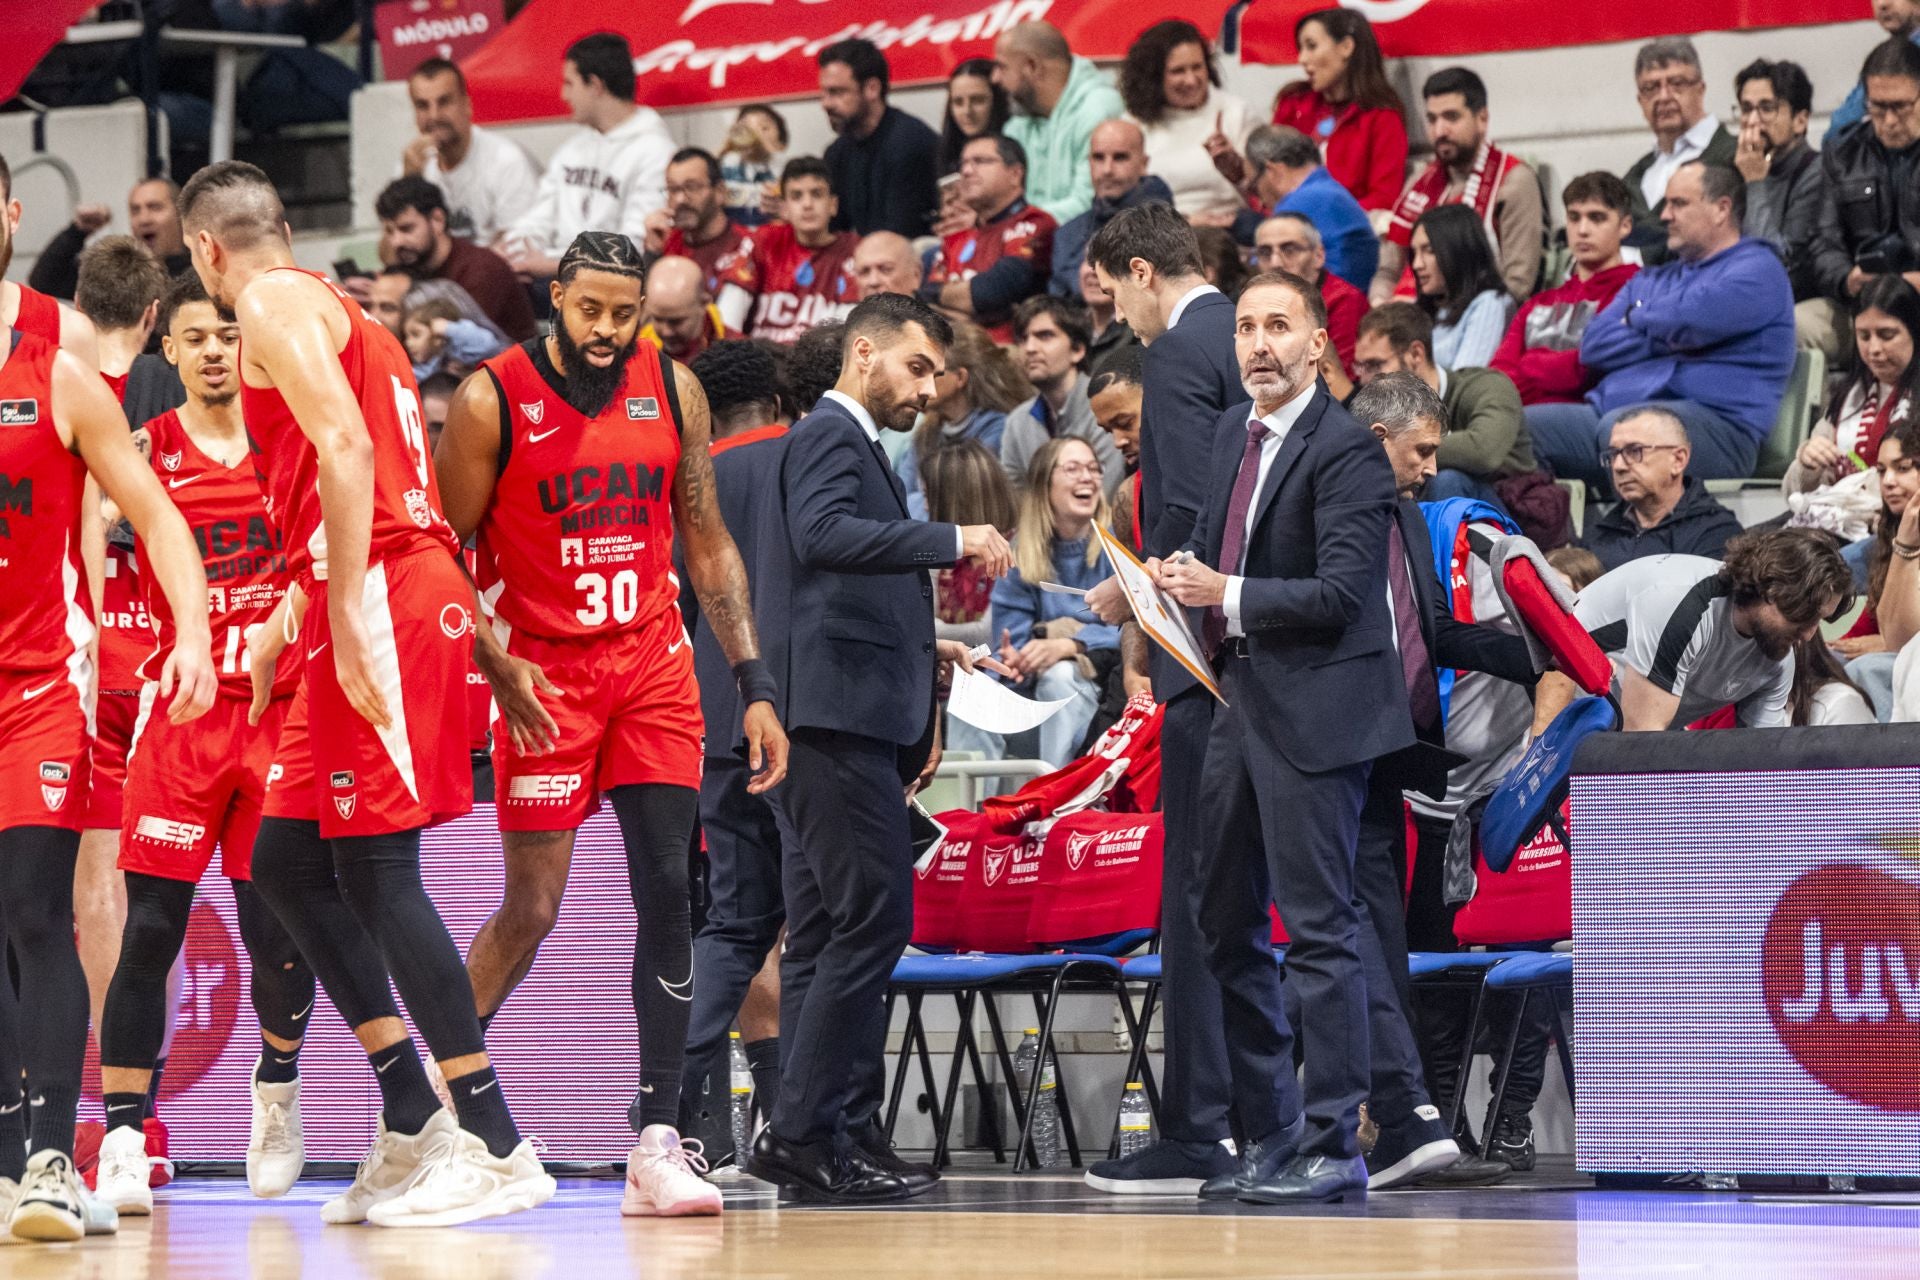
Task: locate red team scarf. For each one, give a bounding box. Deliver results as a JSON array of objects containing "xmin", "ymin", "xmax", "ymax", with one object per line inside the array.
[{"xmin": 1385, "ymin": 141, "xmax": 1521, "ymax": 297}]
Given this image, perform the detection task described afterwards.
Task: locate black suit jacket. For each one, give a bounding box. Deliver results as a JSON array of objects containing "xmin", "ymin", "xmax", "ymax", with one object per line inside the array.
[
  {"xmin": 1140, "ymin": 289, "xmax": 1249, "ymax": 701},
  {"xmin": 1185, "ymin": 387, "xmax": 1412, "ymax": 774},
  {"xmin": 761, "ymin": 398, "xmax": 958, "ymax": 757}
]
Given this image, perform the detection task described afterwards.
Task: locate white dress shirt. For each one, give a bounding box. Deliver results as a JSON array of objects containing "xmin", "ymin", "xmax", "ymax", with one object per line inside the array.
[
  {"xmin": 1639, "ymin": 114, "xmax": 1720, "ymax": 210},
  {"xmin": 824, "ymin": 390, "xmax": 965, "ymax": 557},
  {"xmin": 1220, "ymin": 381, "xmax": 1317, "ymax": 636},
  {"xmin": 1165, "ymin": 282, "xmax": 1222, "ymax": 334}
]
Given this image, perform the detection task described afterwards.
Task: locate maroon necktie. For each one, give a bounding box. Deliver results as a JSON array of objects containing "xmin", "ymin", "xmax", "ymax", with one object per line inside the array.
[
  {"xmin": 1204, "ymin": 419, "xmax": 1271, "ymax": 658},
  {"xmin": 1388, "ymin": 521, "xmax": 1441, "ymax": 730}
]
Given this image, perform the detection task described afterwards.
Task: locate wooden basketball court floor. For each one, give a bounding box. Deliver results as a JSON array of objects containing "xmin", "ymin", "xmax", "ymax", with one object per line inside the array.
[{"xmin": 7, "ymin": 1162, "xmax": 1919, "ymax": 1279}]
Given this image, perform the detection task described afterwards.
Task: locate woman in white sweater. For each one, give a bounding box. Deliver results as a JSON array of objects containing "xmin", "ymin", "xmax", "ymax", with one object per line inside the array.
[{"xmin": 1119, "ymin": 21, "xmax": 1252, "ymax": 223}]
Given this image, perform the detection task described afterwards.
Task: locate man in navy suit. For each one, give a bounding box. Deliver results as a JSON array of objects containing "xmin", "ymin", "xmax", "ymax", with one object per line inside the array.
[
  {"xmin": 1083, "ymin": 201, "xmax": 1252, "ymax": 1193},
  {"xmin": 744, "ymin": 294, "xmax": 1013, "ymax": 1202},
  {"xmin": 1155, "ymin": 270, "xmax": 1408, "ymax": 1204}
]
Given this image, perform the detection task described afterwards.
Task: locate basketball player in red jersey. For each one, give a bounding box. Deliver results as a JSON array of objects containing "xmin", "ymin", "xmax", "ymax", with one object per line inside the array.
[
  {"xmin": 0, "ymin": 153, "xmax": 100, "ymax": 366},
  {"xmin": 730, "ymin": 157, "xmax": 858, "ymax": 343},
  {"xmin": 92, "ymin": 272, "xmax": 318, "ymax": 1217},
  {"xmin": 435, "ymin": 231, "xmax": 787, "ymax": 1216},
  {"xmin": 0, "ymin": 320, "xmax": 216, "ymax": 1244},
  {"xmin": 178, "ymin": 160, "xmax": 552, "ymax": 1228}
]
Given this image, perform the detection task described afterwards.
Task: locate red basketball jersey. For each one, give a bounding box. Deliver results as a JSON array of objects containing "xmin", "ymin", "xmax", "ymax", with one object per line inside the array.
[
  {"xmin": 97, "ymin": 545, "xmax": 151, "ymax": 694},
  {"xmin": 734, "ymin": 223, "xmax": 858, "ymax": 344},
  {"xmin": 476, "ymin": 339, "xmax": 682, "ymax": 640},
  {"xmin": 10, "ymin": 284, "xmax": 62, "ymax": 347},
  {"xmin": 140, "ymin": 409, "xmax": 299, "ymax": 700},
  {"xmin": 239, "ymin": 268, "xmax": 457, "ymax": 588},
  {"xmin": 0, "ymin": 331, "xmax": 93, "ymax": 671}
]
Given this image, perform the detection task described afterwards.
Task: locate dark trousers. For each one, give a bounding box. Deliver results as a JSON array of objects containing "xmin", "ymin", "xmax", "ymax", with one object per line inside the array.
[
  {"xmin": 1195, "ymin": 655, "xmax": 1371, "ymax": 1159},
  {"xmin": 1355, "ymin": 775, "xmax": 1431, "ymax": 1126},
  {"xmin": 683, "ymin": 756, "xmax": 785, "ymax": 1105},
  {"xmin": 1155, "ymin": 689, "xmax": 1237, "ymax": 1145},
  {"xmin": 768, "ymin": 728, "xmax": 914, "ymax": 1146}
]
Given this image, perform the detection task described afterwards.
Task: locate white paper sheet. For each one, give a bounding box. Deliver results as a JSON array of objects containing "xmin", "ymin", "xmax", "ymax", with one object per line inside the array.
[{"xmin": 946, "ymin": 664, "xmax": 1073, "ymax": 734}]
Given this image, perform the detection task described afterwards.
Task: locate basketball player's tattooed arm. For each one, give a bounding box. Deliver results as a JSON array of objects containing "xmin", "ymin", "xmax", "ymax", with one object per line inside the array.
[
  {"xmin": 670, "ymin": 364, "xmax": 789, "ymax": 794},
  {"xmin": 435, "ymin": 368, "xmax": 563, "ymax": 754},
  {"xmin": 54, "ymin": 350, "xmax": 217, "ymax": 723}
]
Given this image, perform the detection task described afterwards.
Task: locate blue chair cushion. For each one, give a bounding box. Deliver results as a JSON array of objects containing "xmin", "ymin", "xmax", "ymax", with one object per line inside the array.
[
  {"xmin": 1408, "ymin": 951, "xmax": 1513, "ymax": 979},
  {"xmin": 1483, "ymin": 950, "xmax": 1572, "ymax": 990},
  {"xmin": 891, "ymin": 952, "xmax": 1124, "ymax": 985},
  {"xmin": 1481, "ymin": 695, "xmax": 1617, "ymax": 873},
  {"xmin": 1122, "ymin": 953, "xmax": 1162, "ymax": 981},
  {"xmin": 1041, "ymin": 928, "xmax": 1158, "ymax": 958}
]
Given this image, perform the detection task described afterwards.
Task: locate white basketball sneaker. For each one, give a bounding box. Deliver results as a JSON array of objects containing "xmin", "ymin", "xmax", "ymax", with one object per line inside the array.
[
  {"xmin": 248, "ymin": 1066, "xmax": 306, "ymax": 1198},
  {"xmin": 367, "ymin": 1128, "xmax": 555, "ymax": 1228},
  {"xmin": 321, "ymin": 1109, "xmax": 457, "ymax": 1225},
  {"xmin": 622, "ymin": 1125, "xmax": 723, "ymax": 1217},
  {"xmin": 9, "ymin": 1150, "xmax": 114, "ymax": 1242},
  {"xmin": 94, "ymin": 1126, "xmax": 153, "ymax": 1215}
]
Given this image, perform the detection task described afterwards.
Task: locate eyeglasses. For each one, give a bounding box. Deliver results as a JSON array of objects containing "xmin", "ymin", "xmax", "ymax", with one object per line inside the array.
[
  {"xmin": 1054, "ymin": 462, "xmax": 1103, "ymax": 479},
  {"xmin": 664, "ymin": 182, "xmax": 712, "ymax": 199},
  {"xmin": 1736, "ymin": 98, "xmax": 1783, "ymax": 117},
  {"xmin": 1868, "ymin": 96, "xmax": 1920, "ymax": 119},
  {"xmin": 1257, "ymin": 242, "xmax": 1312, "ymax": 261},
  {"xmin": 1637, "ymin": 74, "xmax": 1702, "ymax": 100},
  {"xmin": 1600, "ymin": 442, "xmax": 1682, "ymax": 467},
  {"xmin": 958, "ymin": 155, "xmax": 1005, "ymax": 170}
]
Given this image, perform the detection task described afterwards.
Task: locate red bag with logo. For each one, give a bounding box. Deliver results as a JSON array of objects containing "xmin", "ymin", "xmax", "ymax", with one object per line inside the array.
[
  {"xmin": 1453, "ymin": 803, "xmax": 1571, "ymax": 945},
  {"xmin": 981, "ymin": 695, "xmax": 1163, "ymax": 832},
  {"xmin": 1027, "ymin": 812, "xmax": 1163, "ymax": 945},
  {"xmin": 951, "ymin": 822, "xmax": 1047, "ymax": 953},
  {"xmin": 910, "ymin": 809, "xmax": 985, "ymax": 948}
]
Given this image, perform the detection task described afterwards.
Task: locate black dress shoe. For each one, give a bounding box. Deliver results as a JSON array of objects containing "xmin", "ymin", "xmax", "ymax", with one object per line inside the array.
[
  {"xmin": 850, "ymin": 1121, "xmax": 940, "ymax": 1195},
  {"xmin": 1239, "ymin": 1153, "xmax": 1369, "ymax": 1205},
  {"xmin": 743, "ymin": 1128, "xmax": 913, "ymax": 1202},
  {"xmin": 1200, "ymin": 1126, "xmax": 1299, "ymax": 1200}
]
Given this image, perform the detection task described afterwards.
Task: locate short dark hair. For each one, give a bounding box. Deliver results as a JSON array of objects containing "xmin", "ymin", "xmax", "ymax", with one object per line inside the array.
[
  {"xmin": 1684, "ymin": 160, "xmax": 1747, "ymax": 229},
  {"xmin": 1350, "ymin": 370, "xmax": 1448, "ymax": 438},
  {"xmin": 1422, "ymin": 66, "xmax": 1487, "ymax": 112},
  {"xmin": 780, "ymin": 155, "xmax": 832, "ymax": 194},
  {"xmin": 785, "ymin": 321, "xmax": 845, "ymax": 414},
  {"xmin": 1012, "ymin": 295, "xmax": 1092, "ymax": 353},
  {"xmin": 1561, "ymin": 170, "xmax": 1635, "ymax": 215},
  {"xmin": 738, "ymin": 104, "xmax": 790, "ymax": 148},
  {"xmin": 669, "ymin": 147, "xmax": 722, "ymax": 185},
  {"xmin": 76, "ymin": 236, "xmax": 166, "ymax": 332},
  {"xmin": 566, "ymin": 32, "xmax": 635, "ymax": 102},
  {"xmin": 407, "ymin": 56, "xmax": 468, "ymax": 96},
  {"xmin": 176, "ymin": 160, "xmax": 286, "ymax": 250},
  {"xmin": 818, "ymin": 38, "xmax": 890, "ymax": 95},
  {"xmin": 419, "ymin": 370, "xmax": 460, "ymax": 401},
  {"xmin": 1088, "ymin": 342, "xmax": 1145, "ymax": 394},
  {"xmin": 374, "ymin": 175, "xmax": 447, "ymax": 224},
  {"xmin": 691, "ymin": 339, "xmax": 780, "ymax": 424},
  {"xmin": 843, "ymin": 292, "xmax": 953, "ymax": 356},
  {"xmin": 1734, "ymin": 58, "xmax": 1813, "ymax": 116},
  {"xmin": 1243, "ymin": 124, "xmax": 1321, "ymax": 173},
  {"xmin": 1719, "ymin": 528, "xmax": 1855, "ymax": 628},
  {"xmin": 1862, "ymin": 34, "xmax": 1920, "ymax": 86},
  {"xmin": 1239, "ymin": 269, "xmax": 1327, "ymax": 330},
  {"xmin": 1086, "ymin": 201, "xmax": 1204, "ymax": 281},
  {"xmin": 965, "ymin": 132, "xmax": 1028, "ymax": 175},
  {"xmin": 1357, "ymin": 300, "xmax": 1434, "ymax": 357},
  {"xmin": 158, "ymin": 270, "xmax": 232, "ymax": 334}
]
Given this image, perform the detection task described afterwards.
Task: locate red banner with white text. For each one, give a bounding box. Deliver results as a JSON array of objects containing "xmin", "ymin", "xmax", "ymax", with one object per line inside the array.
[
  {"xmin": 1238, "ymin": 0, "xmax": 1863, "ymax": 65},
  {"xmin": 462, "ymin": 0, "xmax": 1222, "ymax": 120}
]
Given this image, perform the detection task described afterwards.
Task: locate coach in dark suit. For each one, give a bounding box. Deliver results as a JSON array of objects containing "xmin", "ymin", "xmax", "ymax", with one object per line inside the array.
[
  {"xmin": 745, "ymin": 295, "xmax": 1012, "ymax": 1202},
  {"xmin": 1156, "ymin": 270, "xmax": 1408, "ymax": 1204},
  {"xmin": 1083, "ymin": 201, "xmax": 1254, "ymax": 1192}
]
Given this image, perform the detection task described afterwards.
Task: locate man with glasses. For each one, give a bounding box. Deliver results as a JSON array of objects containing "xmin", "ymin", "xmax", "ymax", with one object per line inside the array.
[
  {"xmin": 1731, "ymin": 61, "xmax": 1823, "ymax": 312},
  {"xmin": 1241, "ymin": 125, "xmax": 1376, "ymax": 290},
  {"xmin": 1829, "ymin": 0, "xmax": 1920, "ymax": 133},
  {"xmin": 1810, "ymin": 38, "xmax": 1920, "ymax": 359},
  {"xmin": 1255, "ymin": 214, "xmax": 1368, "ymax": 379},
  {"xmin": 649, "ymin": 148, "xmax": 757, "ymax": 334},
  {"xmin": 1583, "ymin": 407, "xmax": 1742, "ymax": 571},
  {"xmin": 1622, "ymin": 37, "xmax": 1734, "ymax": 265},
  {"xmin": 923, "ymin": 134, "xmax": 1057, "ymax": 341}
]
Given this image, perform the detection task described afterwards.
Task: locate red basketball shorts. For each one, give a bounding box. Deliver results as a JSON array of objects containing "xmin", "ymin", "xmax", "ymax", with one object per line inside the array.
[
  {"xmin": 491, "ymin": 608, "xmax": 703, "ymax": 832},
  {"xmin": 82, "ymin": 689, "xmax": 141, "ymax": 829},
  {"xmin": 120, "ymin": 689, "xmax": 290, "ymax": 882},
  {"xmin": 0, "ymin": 665, "xmax": 92, "ymax": 833},
  {"xmin": 264, "ymin": 548, "xmax": 475, "ymax": 838}
]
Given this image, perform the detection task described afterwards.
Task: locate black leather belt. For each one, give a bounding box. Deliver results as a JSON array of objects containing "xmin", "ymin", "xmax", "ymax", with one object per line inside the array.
[{"xmin": 1214, "ymin": 636, "xmax": 1250, "ymax": 663}]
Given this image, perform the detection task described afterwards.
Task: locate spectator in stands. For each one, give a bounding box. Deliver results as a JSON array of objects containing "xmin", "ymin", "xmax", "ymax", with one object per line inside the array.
[
  {"xmin": 1733, "ymin": 59, "xmax": 1822, "ymax": 306},
  {"xmin": 1375, "ymin": 67, "xmax": 1542, "ymax": 306},
  {"xmin": 818, "ymin": 38, "xmax": 941, "ymax": 238},
  {"xmin": 401, "ymin": 294, "xmax": 505, "ymax": 383},
  {"xmin": 923, "ymin": 136, "xmax": 1057, "ymax": 341},
  {"xmin": 502, "ymin": 34, "xmax": 676, "ymax": 277},
  {"xmin": 1808, "ymin": 38, "xmax": 1920, "ymax": 361},
  {"xmin": 924, "ymin": 438, "xmax": 1017, "ymax": 648},
  {"xmin": 1492, "ymin": 172, "xmax": 1640, "ymax": 406},
  {"xmin": 1830, "ymin": 0, "xmax": 1920, "ymax": 133},
  {"xmin": 1787, "ymin": 276, "xmax": 1918, "ymax": 507},
  {"xmin": 74, "ymin": 236, "xmax": 164, "ymax": 394},
  {"xmin": 1000, "ymin": 296, "xmax": 1127, "ymax": 493},
  {"xmin": 368, "ymin": 269, "xmax": 414, "ymax": 340},
  {"xmin": 420, "ymin": 370, "xmax": 459, "ymax": 448},
  {"xmin": 941, "ymin": 59, "xmax": 1012, "ymax": 175},
  {"xmin": 1584, "ymin": 407, "xmax": 1743, "ymax": 571},
  {"xmin": 1547, "ymin": 545, "xmax": 1605, "ymax": 592},
  {"xmin": 1049, "ymin": 119, "xmax": 1173, "ymax": 298},
  {"xmin": 737, "ymin": 157, "xmax": 860, "ymax": 344},
  {"xmin": 1827, "ymin": 424, "xmax": 1920, "ymax": 719},
  {"xmin": 1088, "ymin": 347, "xmax": 1146, "ymax": 552},
  {"xmin": 1353, "ymin": 303, "xmax": 1536, "ymax": 505},
  {"xmin": 783, "ymin": 319, "xmax": 845, "ymax": 414},
  {"xmin": 1267, "ymin": 8, "xmax": 1409, "ymax": 211},
  {"xmin": 1078, "ymin": 256, "xmax": 1141, "ymax": 372},
  {"xmin": 993, "ymin": 21, "xmax": 1128, "ymax": 223},
  {"xmin": 400, "ymin": 57, "xmax": 541, "ymax": 246},
  {"xmin": 29, "ymin": 178, "xmax": 186, "ymax": 303},
  {"xmin": 1525, "ymin": 161, "xmax": 1795, "ymax": 484},
  {"xmin": 649, "ymin": 147, "xmax": 756, "ymax": 332},
  {"xmin": 376, "ymin": 176, "xmax": 537, "ymax": 342},
  {"xmin": 1790, "ymin": 634, "xmax": 1877, "ymax": 725},
  {"xmin": 897, "ymin": 321, "xmax": 1031, "ymax": 519},
  {"xmin": 1255, "ymin": 213, "xmax": 1368, "ymax": 377},
  {"xmin": 719, "ymin": 105, "xmax": 788, "ymax": 228},
  {"xmin": 1623, "ymin": 38, "xmax": 1735, "ymax": 264},
  {"xmin": 851, "ymin": 232, "xmax": 925, "ymax": 299},
  {"xmin": 1119, "ymin": 20, "xmax": 1252, "ymax": 222},
  {"xmin": 1193, "ymin": 227, "xmax": 1248, "ymax": 297},
  {"xmin": 1241, "ymin": 125, "xmax": 1377, "ymax": 290},
  {"xmin": 642, "ymin": 255, "xmax": 738, "ymax": 363},
  {"xmin": 1411, "ymin": 205, "xmax": 1515, "ymax": 370}
]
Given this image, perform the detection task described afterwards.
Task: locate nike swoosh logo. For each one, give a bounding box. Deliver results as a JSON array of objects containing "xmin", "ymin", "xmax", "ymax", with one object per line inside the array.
[
  {"xmin": 0, "ymin": 1102, "xmax": 19, "ymax": 1115},
  {"xmin": 307, "ymin": 644, "xmax": 329, "ymax": 660},
  {"xmin": 29, "ymin": 1095, "xmax": 44, "ymax": 1107},
  {"xmin": 21, "ymin": 680, "xmax": 58, "ymax": 701},
  {"xmin": 468, "ymin": 1079, "xmax": 498, "ymax": 1096},
  {"xmin": 637, "ymin": 1084, "xmax": 654, "ymax": 1094},
  {"xmin": 290, "ymin": 1000, "xmax": 314, "ymax": 1021},
  {"xmin": 528, "ymin": 427, "xmax": 561, "ymax": 443},
  {"xmin": 108, "ymin": 1103, "xmax": 141, "ymax": 1112},
  {"xmin": 658, "ymin": 971, "xmax": 693, "ymax": 1002},
  {"xmin": 167, "ymin": 475, "xmax": 202, "ymax": 490},
  {"xmin": 375, "ymin": 1057, "xmax": 399, "ymax": 1073}
]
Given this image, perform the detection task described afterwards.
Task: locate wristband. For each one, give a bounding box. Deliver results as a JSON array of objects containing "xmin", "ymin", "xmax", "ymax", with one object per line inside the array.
[{"xmin": 733, "ymin": 657, "xmax": 778, "ymax": 707}]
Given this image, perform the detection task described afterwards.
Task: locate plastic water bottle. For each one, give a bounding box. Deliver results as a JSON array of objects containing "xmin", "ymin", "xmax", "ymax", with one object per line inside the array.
[
  {"xmin": 1117, "ymin": 1082, "xmax": 1152, "ymax": 1157},
  {"xmin": 1011, "ymin": 1029, "xmax": 1061, "ymax": 1168},
  {"xmin": 728, "ymin": 1032, "xmax": 753, "ymax": 1160}
]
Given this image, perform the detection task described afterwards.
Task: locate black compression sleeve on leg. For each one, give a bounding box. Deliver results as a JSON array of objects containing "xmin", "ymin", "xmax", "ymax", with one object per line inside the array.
[
  {"xmin": 249, "ymin": 818, "xmax": 402, "ymax": 1029},
  {"xmin": 232, "ymin": 878, "xmax": 317, "ymax": 1049},
  {"xmin": 99, "ymin": 873, "xmax": 196, "ymax": 1072},
  {"xmin": 609, "ymin": 784, "xmax": 700, "ymax": 1132},
  {"xmin": 0, "ymin": 920, "xmax": 25, "ymax": 1180},
  {"xmin": 0, "ymin": 826, "xmax": 87, "ymax": 1156}
]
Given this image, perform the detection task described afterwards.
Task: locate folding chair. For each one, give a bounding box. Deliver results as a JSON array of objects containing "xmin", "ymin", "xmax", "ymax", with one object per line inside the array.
[
  {"xmin": 1476, "ymin": 950, "xmax": 1575, "ymax": 1145},
  {"xmin": 1408, "ymin": 951, "xmax": 1515, "ymax": 1133}
]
